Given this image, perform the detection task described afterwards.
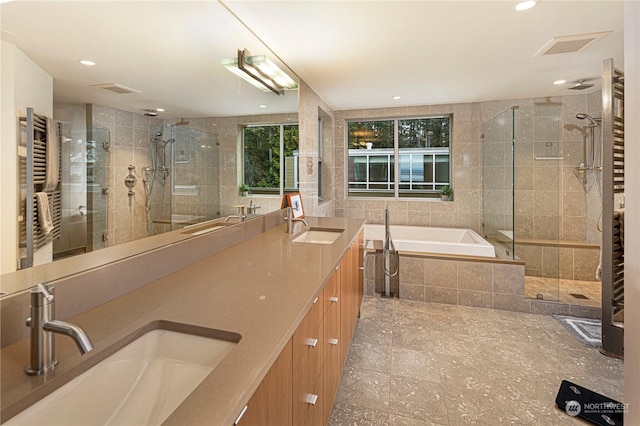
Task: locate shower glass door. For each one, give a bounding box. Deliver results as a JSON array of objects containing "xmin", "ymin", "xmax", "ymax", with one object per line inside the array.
[
  {"xmin": 169, "ymin": 126, "xmax": 220, "ymax": 230},
  {"xmin": 86, "ymin": 128, "xmax": 110, "ymax": 251},
  {"xmin": 481, "ymin": 108, "xmax": 515, "ymax": 257},
  {"xmin": 513, "ymin": 103, "xmax": 562, "ymax": 302}
]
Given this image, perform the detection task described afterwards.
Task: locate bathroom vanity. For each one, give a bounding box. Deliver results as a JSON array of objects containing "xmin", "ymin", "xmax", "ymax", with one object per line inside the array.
[{"xmin": 0, "ymin": 212, "xmax": 364, "ymax": 425}]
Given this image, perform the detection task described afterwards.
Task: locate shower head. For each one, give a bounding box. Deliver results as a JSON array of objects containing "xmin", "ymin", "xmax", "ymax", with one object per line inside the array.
[
  {"xmin": 576, "ymin": 113, "xmax": 601, "ymax": 127},
  {"xmin": 568, "ymin": 79, "xmax": 595, "ymax": 91}
]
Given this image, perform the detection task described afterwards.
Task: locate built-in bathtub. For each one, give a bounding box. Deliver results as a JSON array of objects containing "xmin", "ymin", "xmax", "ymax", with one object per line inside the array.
[
  {"xmin": 361, "ymin": 224, "xmax": 599, "ymax": 318},
  {"xmin": 364, "ymin": 224, "xmax": 496, "ymax": 258}
]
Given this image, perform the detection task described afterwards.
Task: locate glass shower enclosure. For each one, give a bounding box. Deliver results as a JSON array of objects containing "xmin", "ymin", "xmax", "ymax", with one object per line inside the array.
[
  {"xmin": 482, "ymin": 103, "xmax": 563, "ymax": 302},
  {"xmin": 145, "ymin": 124, "xmax": 220, "ymax": 235}
]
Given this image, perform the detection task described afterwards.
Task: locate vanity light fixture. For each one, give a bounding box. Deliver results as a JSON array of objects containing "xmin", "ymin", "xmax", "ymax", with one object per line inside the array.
[
  {"xmin": 222, "ymin": 49, "xmax": 298, "ymax": 95},
  {"xmin": 259, "ymin": 104, "xmax": 267, "ymax": 108},
  {"xmin": 155, "ymin": 108, "xmax": 165, "ymax": 112},
  {"xmin": 392, "ymin": 96, "xmax": 401, "ymax": 100},
  {"xmin": 553, "ymin": 80, "xmax": 566, "ymax": 85},
  {"xmin": 515, "ymin": 0, "xmax": 537, "ymax": 11},
  {"xmin": 79, "ymin": 60, "xmax": 96, "ymax": 66}
]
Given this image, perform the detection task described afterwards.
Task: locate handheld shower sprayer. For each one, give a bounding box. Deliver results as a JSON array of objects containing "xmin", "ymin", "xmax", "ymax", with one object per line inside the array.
[{"xmin": 576, "ymin": 113, "xmax": 601, "ymax": 127}]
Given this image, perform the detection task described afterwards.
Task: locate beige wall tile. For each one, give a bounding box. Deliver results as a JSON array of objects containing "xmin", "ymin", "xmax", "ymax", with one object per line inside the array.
[
  {"xmin": 424, "ymin": 286, "xmax": 457, "ymax": 305},
  {"xmin": 457, "ymin": 262, "xmax": 492, "ymax": 292},
  {"xmin": 493, "ymin": 293, "xmax": 531, "ymax": 313},
  {"xmin": 457, "ymin": 290, "xmax": 492, "ymax": 308},
  {"xmin": 399, "ymin": 284, "xmax": 425, "ymax": 302},
  {"xmin": 423, "ymin": 259, "xmax": 457, "ymax": 288},
  {"xmin": 399, "ymin": 257, "xmax": 425, "ymax": 284},
  {"xmin": 493, "ymin": 264, "xmax": 525, "ymax": 295}
]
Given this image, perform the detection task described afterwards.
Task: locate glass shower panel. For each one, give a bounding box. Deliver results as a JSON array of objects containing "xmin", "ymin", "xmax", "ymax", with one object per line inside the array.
[
  {"xmin": 170, "ymin": 126, "xmax": 220, "ymax": 230},
  {"xmin": 481, "ymin": 108, "xmax": 515, "ymax": 257},
  {"xmin": 86, "ymin": 128, "xmax": 110, "ymax": 251},
  {"xmin": 54, "ymin": 125, "xmax": 89, "ymax": 259},
  {"xmin": 514, "ymin": 102, "xmax": 562, "ymax": 302}
]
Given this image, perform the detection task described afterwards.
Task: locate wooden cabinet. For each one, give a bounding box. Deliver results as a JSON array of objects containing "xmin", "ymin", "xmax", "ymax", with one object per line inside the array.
[
  {"xmin": 339, "ymin": 235, "xmax": 363, "ymax": 367},
  {"xmin": 238, "ymin": 229, "xmax": 364, "ymax": 426},
  {"xmin": 292, "ymin": 295, "xmax": 324, "ymax": 425},
  {"xmin": 322, "ymin": 266, "xmax": 342, "ymax": 425},
  {"xmin": 236, "ymin": 339, "xmax": 293, "ymax": 425}
]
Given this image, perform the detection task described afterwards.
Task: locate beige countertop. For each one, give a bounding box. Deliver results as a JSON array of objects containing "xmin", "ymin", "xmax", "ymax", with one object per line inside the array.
[{"xmin": 0, "ymin": 216, "xmax": 364, "ymax": 425}]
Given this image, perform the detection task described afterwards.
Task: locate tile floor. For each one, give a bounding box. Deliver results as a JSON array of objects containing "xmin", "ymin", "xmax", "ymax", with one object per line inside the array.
[
  {"xmin": 329, "ymin": 297, "xmax": 624, "ymax": 425},
  {"xmin": 524, "ymin": 277, "xmax": 602, "ymax": 308}
]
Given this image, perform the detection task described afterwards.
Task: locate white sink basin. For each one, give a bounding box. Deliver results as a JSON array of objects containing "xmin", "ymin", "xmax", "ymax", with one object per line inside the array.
[
  {"xmin": 292, "ymin": 228, "xmax": 344, "ymax": 244},
  {"xmin": 7, "ymin": 328, "xmax": 238, "ymax": 425}
]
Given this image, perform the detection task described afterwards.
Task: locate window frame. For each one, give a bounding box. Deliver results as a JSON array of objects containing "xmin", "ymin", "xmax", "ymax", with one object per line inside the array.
[
  {"xmin": 241, "ymin": 122, "xmax": 299, "ymax": 196},
  {"xmin": 345, "ymin": 114, "xmax": 453, "ymax": 199}
]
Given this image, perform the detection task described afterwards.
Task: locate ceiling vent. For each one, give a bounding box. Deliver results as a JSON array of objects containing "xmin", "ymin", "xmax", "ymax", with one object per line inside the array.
[
  {"xmin": 91, "ymin": 83, "xmax": 141, "ymax": 94},
  {"xmin": 533, "ymin": 31, "xmax": 611, "ymax": 57}
]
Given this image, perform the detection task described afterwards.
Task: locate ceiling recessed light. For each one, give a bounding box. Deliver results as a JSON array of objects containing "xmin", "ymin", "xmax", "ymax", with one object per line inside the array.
[
  {"xmin": 79, "ymin": 60, "xmax": 96, "ymax": 66},
  {"xmin": 259, "ymin": 104, "xmax": 267, "ymax": 108},
  {"xmin": 515, "ymin": 0, "xmax": 537, "ymax": 11},
  {"xmin": 553, "ymin": 80, "xmax": 566, "ymax": 85},
  {"xmin": 392, "ymin": 96, "xmax": 401, "ymax": 100},
  {"xmin": 155, "ymin": 108, "xmax": 165, "ymax": 112}
]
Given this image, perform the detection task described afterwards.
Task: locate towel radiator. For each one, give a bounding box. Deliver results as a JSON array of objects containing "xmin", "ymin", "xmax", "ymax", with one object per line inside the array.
[
  {"xmin": 601, "ymin": 58, "xmax": 624, "ymax": 358},
  {"xmin": 18, "ymin": 107, "xmax": 62, "ymax": 269}
]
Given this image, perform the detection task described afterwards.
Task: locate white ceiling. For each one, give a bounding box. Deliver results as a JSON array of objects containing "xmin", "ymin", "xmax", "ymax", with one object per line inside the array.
[{"xmin": 1, "ymin": 1, "xmax": 625, "ymax": 118}]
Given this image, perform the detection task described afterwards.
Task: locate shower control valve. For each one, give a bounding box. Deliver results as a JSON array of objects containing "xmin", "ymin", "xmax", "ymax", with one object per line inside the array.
[{"xmin": 124, "ymin": 165, "xmax": 137, "ymax": 189}]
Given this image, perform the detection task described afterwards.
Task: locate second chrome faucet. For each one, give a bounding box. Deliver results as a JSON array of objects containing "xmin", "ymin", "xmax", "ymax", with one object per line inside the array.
[{"xmin": 285, "ymin": 206, "xmax": 308, "ymax": 233}]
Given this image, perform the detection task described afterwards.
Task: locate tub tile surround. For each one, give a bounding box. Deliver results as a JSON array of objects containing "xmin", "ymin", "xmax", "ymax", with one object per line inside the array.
[
  {"xmin": 365, "ymin": 253, "xmax": 600, "ymax": 318},
  {"xmin": 329, "ymin": 297, "xmax": 623, "ymax": 426}
]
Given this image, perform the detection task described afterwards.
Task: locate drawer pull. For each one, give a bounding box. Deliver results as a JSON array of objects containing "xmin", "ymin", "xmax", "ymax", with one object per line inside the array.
[
  {"xmin": 329, "ymin": 338, "xmax": 339, "ymax": 346},
  {"xmin": 330, "ymin": 296, "xmax": 339, "ymax": 303},
  {"xmin": 313, "ymin": 297, "xmax": 318, "ymax": 304},
  {"xmin": 305, "ymin": 338, "xmax": 318, "ymax": 348},
  {"xmin": 305, "ymin": 394, "xmax": 318, "ymax": 405},
  {"xmin": 234, "ymin": 405, "xmax": 248, "ymax": 425}
]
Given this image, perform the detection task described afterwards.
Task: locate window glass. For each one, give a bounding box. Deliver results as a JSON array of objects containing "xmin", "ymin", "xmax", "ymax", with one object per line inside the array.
[
  {"xmin": 347, "ymin": 116, "xmax": 451, "ymax": 198},
  {"xmin": 243, "ymin": 124, "xmax": 299, "ymax": 195},
  {"xmin": 348, "ymin": 121, "xmax": 395, "ymax": 197}
]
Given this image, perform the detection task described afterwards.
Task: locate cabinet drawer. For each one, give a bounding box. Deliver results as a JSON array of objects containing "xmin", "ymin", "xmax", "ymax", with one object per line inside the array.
[
  {"xmin": 323, "ymin": 270, "xmax": 340, "ymax": 314},
  {"xmin": 293, "ymin": 295, "xmax": 324, "ymax": 368},
  {"xmin": 323, "ymin": 336, "xmax": 341, "ymax": 425},
  {"xmin": 293, "ymin": 322, "xmax": 324, "ymax": 425},
  {"xmin": 323, "ymin": 297, "xmax": 340, "ymax": 362},
  {"xmin": 301, "ymin": 370, "xmax": 324, "ymax": 426}
]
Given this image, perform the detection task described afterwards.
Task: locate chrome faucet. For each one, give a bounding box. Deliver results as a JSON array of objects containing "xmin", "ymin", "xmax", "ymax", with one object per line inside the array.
[
  {"xmin": 25, "ymin": 284, "xmax": 94, "ymax": 376},
  {"xmin": 285, "ymin": 206, "xmax": 308, "ymax": 233},
  {"xmin": 225, "ymin": 205, "xmax": 246, "ymax": 223},
  {"xmin": 247, "ymin": 200, "xmax": 261, "ymax": 215}
]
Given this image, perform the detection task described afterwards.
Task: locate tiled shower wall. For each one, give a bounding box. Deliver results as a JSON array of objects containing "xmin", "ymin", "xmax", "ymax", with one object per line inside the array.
[
  {"xmin": 480, "ymin": 93, "xmax": 602, "ymax": 281},
  {"xmin": 87, "ymin": 104, "xmax": 160, "ymax": 246}
]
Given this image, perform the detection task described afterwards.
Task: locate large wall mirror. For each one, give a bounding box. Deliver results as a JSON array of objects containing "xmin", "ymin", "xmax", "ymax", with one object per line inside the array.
[{"xmin": 0, "ymin": 1, "xmax": 299, "ymax": 296}]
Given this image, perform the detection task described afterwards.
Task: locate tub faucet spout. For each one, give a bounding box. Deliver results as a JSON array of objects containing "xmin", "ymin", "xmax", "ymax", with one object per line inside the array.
[{"xmin": 25, "ymin": 284, "xmax": 94, "ymax": 376}]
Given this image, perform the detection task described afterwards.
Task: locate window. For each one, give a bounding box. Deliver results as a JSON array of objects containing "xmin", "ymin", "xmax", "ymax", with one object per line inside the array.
[
  {"xmin": 347, "ymin": 116, "xmax": 451, "ymax": 198},
  {"xmin": 242, "ymin": 124, "xmax": 299, "ymax": 195}
]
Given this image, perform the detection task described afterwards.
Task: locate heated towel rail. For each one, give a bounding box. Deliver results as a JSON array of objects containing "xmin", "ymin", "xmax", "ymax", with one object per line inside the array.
[
  {"xmin": 18, "ymin": 107, "xmax": 62, "ymax": 269},
  {"xmin": 601, "ymin": 58, "xmax": 624, "ymax": 358}
]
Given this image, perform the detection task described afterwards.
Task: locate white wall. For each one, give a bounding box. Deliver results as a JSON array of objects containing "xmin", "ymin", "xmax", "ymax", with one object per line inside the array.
[
  {"xmin": 0, "ymin": 41, "xmax": 53, "ymax": 274},
  {"xmin": 624, "ymin": 0, "xmax": 639, "ymax": 422}
]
